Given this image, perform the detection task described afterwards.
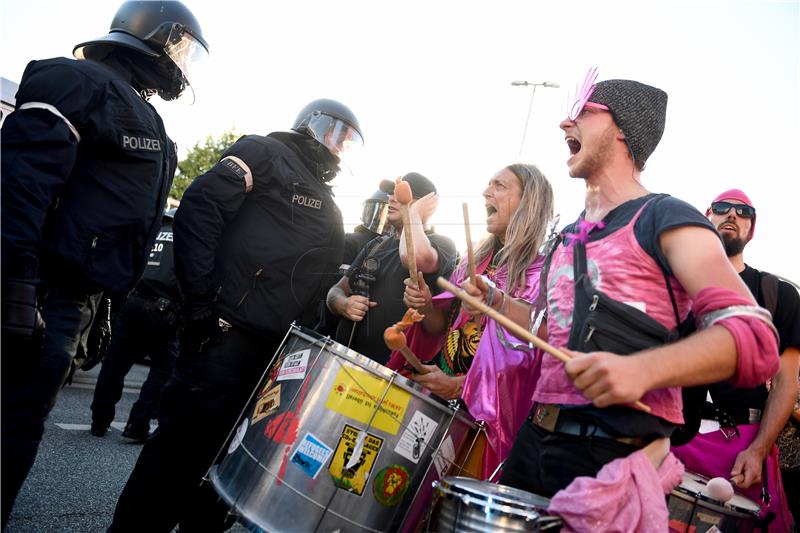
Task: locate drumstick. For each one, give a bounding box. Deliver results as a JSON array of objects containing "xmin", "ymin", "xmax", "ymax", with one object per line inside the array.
[
  {"xmin": 395, "ymin": 179, "xmax": 418, "ymax": 287},
  {"xmin": 436, "ymin": 277, "xmax": 652, "ymax": 413},
  {"xmin": 384, "ymin": 326, "xmax": 428, "ymax": 374},
  {"xmin": 462, "ymin": 203, "xmax": 477, "ymax": 286}
]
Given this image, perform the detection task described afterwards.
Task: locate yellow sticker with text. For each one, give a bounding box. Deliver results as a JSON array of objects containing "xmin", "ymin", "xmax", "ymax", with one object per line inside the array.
[
  {"xmin": 325, "ymin": 368, "xmax": 411, "ymax": 435},
  {"xmin": 328, "ymin": 424, "xmax": 384, "ymax": 496}
]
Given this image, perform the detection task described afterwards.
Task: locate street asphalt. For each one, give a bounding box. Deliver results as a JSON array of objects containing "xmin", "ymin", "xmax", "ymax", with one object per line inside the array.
[{"xmin": 4, "ymin": 364, "xmax": 249, "ymax": 533}]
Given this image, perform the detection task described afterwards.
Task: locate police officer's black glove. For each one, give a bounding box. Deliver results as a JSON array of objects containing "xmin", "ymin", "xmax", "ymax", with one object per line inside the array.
[
  {"xmin": 181, "ymin": 295, "xmax": 218, "ymax": 355},
  {"xmin": 2, "ymin": 278, "xmax": 46, "ymax": 340},
  {"xmin": 79, "ymin": 295, "xmax": 113, "ymax": 371}
]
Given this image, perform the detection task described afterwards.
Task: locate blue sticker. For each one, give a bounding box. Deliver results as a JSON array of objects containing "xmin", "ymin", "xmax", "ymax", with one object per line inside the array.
[{"xmin": 290, "ymin": 432, "xmax": 333, "ymax": 479}]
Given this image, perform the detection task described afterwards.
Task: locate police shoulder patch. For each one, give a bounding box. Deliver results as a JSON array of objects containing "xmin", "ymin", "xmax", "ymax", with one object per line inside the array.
[{"xmin": 220, "ymin": 155, "xmax": 253, "ymax": 192}]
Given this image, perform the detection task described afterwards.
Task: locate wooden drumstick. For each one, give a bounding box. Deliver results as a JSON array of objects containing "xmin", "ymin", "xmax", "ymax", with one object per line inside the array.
[
  {"xmin": 384, "ymin": 326, "xmax": 428, "ymax": 374},
  {"xmin": 395, "ymin": 178, "xmax": 418, "ymax": 287},
  {"xmin": 462, "ymin": 202, "xmax": 477, "ymax": 286},
  {"xmin": 436, "ymin": 277, "xmax": 652, "ymax": 413}
]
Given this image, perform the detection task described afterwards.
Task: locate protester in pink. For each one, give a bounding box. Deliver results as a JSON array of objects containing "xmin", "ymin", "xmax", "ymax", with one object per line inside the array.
[
  {"xmin": 671, "ymin": 189, "xmax": 799, "ymax": 531},
  {"xmin": 387, "ymin": 163, "xmax": 554, "ymax": 477},
  {"xmin": 458, "ymin": 69, "xmax": 779, "ymax": 503}
]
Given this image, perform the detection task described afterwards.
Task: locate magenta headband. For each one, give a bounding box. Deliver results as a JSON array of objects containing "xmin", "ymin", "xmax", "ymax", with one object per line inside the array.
[{"xmin": 712, "ymin": 188, "xmax": 754, "ymax": 208}]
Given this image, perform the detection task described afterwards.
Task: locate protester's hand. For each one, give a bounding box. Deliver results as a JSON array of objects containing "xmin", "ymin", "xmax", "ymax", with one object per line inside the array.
[
  {"xmin": 343, "ymin": 295, "xmax": 376, "ymax": 322},
  {"xmin": 411, "ymin": 364, "xmax": 464, "ymax": 400},
  {"xmin": 564, "ymin": 349, "xmax": 649, "ymax": 407},
  {"xmin": 730, "ymin": 445, "xmax": 765, "ymax": 489},
  {"xmin": 404, "ymin": 272, "xmax": 433, "ymax": 313},
  {"xmin": 409, "ymin": 192, "xmax": 438, "ymax": 223},
  {"xmin": 459, "ymin": 275, "xmax": 490, "ymax": 317}
]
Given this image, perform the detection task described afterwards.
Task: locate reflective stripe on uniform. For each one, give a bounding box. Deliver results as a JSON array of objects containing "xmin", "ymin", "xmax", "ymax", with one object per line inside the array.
[
  {"xmin": 221, "ymin": 155, "xmax": 253, "ymax": 192},
  {"xmin": 18, "ymin": 102, "xmax": 81, "ymax": 142}
]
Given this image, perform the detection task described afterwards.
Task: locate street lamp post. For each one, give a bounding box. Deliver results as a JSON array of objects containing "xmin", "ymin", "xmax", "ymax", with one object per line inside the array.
[{"xmin": 512, "ymin": 80, "xmax": 560, "ymax": 157}]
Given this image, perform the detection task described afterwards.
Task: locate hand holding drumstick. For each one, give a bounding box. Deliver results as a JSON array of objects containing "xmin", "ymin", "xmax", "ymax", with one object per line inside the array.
[{"xmin": 437, "ymin": 277, "xmax": 652, "ymax": 413}]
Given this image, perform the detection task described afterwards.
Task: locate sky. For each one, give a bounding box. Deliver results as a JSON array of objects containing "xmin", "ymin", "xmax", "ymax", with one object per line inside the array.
[{"xmin": 2, "ymin": 0, "xmax": 799, "ymax": 284}]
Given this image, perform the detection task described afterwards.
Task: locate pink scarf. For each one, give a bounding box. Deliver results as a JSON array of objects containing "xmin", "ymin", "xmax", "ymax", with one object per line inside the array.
[{"xmin": 548, "ymin": 449, "xmax": 685, "ymax": 532}]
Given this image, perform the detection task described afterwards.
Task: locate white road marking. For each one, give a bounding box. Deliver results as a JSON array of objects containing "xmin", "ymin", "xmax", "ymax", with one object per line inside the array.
[{"xmin": 54, "ymin": 422, "xmax": 155, "ymax": 431}]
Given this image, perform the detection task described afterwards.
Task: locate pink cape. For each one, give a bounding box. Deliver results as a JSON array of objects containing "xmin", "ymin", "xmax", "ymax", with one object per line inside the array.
[{"xmin": 387, "ymin": 255, "xmax": 544, "ymax": 478}]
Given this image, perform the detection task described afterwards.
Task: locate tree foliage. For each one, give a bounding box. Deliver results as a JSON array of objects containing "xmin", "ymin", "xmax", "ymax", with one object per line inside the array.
[{"xmin": 170, "ymin": 129, "xmax": 240, "ymax": 200}]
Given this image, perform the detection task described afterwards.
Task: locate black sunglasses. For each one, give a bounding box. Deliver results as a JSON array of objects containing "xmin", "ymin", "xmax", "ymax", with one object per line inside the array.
[{"xmin": 711, "ymin": 201, "xmax": 755, "ymax": 219}]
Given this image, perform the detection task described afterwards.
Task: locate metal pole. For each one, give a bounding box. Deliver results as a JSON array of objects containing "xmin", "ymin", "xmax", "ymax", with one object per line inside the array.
[{"xmin": 518, "ymin": 84, "xmax": 539, "ymax": 158}]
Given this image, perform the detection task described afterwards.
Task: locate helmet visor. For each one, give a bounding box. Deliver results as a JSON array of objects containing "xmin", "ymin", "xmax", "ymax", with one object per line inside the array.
[
  {"xmin": 164, "ymin": 28, "xmax": 209, "ymax": 91},
  {"xmin": 361, "ymin": 200, "xmax": 389, "ymax": 234},
  {"xmin": 306, "ymin": 113, "xmax": 364, "ymax": 159}
]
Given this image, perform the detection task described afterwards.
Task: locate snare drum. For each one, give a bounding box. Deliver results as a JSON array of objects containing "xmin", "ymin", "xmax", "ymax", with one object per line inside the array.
[
  {"xmin": 430, "ymin": 477, "xmax": 563, "ymax": 532},
  {"xmin": 668, "ymin": 471, "xmax": 760, "ymax": 533},
  {"xmin": 208, "ymin": 325, "xmax": 477, "ymax": 533}
]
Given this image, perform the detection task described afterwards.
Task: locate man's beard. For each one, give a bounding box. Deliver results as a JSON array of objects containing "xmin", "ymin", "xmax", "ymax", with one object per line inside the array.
[
  {"xmin": 571, "ymin": 125, "xmax": 616, "ymax": 179},
  {"xmin": 721, "ymin": 233, "xmax": 747, "ymax": 257}
]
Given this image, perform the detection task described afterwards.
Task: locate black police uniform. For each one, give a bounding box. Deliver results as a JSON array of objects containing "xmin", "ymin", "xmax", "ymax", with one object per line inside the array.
[
  {"xmin": 90, "ymin": 217, "xmax": 182, "ymax": 441},
  {"xmin": 1, "ymin": 57, "xmax": 175, "ymax": 522},
  {"xmin": 111, "ymin": 131, "xmax": 345, "ymax": 531}
]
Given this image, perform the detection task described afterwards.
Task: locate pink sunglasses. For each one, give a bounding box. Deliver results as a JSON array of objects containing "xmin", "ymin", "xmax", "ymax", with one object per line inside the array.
[{"xmin": 568, "ymin": 66, "xmax": 609, "ymax": 120}]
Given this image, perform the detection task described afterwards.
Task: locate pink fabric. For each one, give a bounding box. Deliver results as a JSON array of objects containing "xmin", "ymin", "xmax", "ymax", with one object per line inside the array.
[
  {"xmin": 548, "ymin": 449, "xmax": 685, "ymax": 532},
  {"xmin": 535, "ymin": 200, "xmax": 688, "ymax": 423},
  {"xmin": 692, "ymin": 286, "xmax": 780, "ymax": 387},
  {"xmin": 387, "ymin": 255, "xmax": 544, "ymax": 478},
  {"xmin": 672, "ymin": 424, "xmax": 794, "ymax": 532}
]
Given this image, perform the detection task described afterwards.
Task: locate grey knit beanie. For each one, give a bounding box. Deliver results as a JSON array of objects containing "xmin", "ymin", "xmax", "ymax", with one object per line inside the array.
[{"xmin": 588, "ymin": 79, "xmax": 668, "ymax": 167}]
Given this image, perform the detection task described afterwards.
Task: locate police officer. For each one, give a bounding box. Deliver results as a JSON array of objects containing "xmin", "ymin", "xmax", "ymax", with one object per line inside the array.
[
  {"xmin": 110, "ymin": 99, "xmax": 363, "ymax": 531},
  {"xmin": 90, "ymin": 208, "xmax": 182, "ymax": 443},
  {"xmin": 344, "ymin": 181, "xmax": 393, "ymax": 262},
  {"xmin": 0, "ymin": 1, "xmax": 208, "ymax": 524},
  {"xmin": 315, "ymin": 182, "xmax": 392, "ymax": 336}
]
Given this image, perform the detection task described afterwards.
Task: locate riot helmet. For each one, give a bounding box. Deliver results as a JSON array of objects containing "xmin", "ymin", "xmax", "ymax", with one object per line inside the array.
[
  {"xmin": 360, "ymin": 187, "xmax": 390, "ymax": 235},
  {"xmin": 73, "ymin": 1, "xmax": 209, "ymax": 101},
  {"xmin": 292, "ymin": 99, "xmax": 364, "ymax": 161}
]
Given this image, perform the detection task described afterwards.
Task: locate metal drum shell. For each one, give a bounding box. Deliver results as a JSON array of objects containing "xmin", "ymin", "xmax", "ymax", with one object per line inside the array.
[
  {"xmin": 209, "ymin": 325, "xmax": 476, "ymax": 533},
  {"xmin": 431, "ymin": 476, "xmax": 563, "ymax": 532}
]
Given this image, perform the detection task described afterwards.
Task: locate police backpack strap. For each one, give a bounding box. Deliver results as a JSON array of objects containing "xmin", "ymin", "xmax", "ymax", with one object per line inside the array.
[{"xmin": 760, "ymin": 272, "xmax": 779, "ymax": 318}]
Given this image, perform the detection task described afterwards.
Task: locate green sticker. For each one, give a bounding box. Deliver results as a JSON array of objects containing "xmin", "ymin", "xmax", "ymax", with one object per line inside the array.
[{"xmin": 372, "ymin": 464, "xmax": 411, "ymax": 507}]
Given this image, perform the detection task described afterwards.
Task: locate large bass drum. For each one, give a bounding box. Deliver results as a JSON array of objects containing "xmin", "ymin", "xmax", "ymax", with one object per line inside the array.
[{"xmin": 208, "ymin": 325, "xmax": 476, "ymax": 532}]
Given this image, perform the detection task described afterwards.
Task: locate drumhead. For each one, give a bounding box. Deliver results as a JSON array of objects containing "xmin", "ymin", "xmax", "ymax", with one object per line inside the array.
[
  {"xmin": 291, "ymin": 325, "xmax": 476, "ymax": 423},
  {"xmin": 728, "ymin": 492, "xmax": 760, "ymax": 514},
  {"xmin": 676, "ymin": 471, "xmax": 759, "ymax": 516}
]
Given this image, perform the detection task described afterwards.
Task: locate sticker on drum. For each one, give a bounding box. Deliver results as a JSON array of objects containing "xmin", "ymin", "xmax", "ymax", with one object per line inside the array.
[
  {"xmin": 373, "ymin": 464, "xmax": 411, "ymax": 507},
  {"xmin": 251, "ymin": 383, "xmax": 281, "ymax": 425},
  {"xmin": 433, "ymin": 436, "xmax": 456, "ymax": 478},
  {"xmin": 324, "ymin": 367, "xmax": 411, "ymax": 435},
  {"xmin": 289, "ymin": 432, "xmax": 333, "ymax": 480},
  {"xmin": 394, "ymin": 410, "xmax": 439, "ymax": 464},
  {"xmin": 228, "ymin": 418, "xmax": 248, "ymax": 454},
  {"xmin": 328, "ymin": 424, "xmax": 384, "ymax": 496},
  {"xmin": 276, "ymin": 348, "xmax": 310, "ymax": 382}
]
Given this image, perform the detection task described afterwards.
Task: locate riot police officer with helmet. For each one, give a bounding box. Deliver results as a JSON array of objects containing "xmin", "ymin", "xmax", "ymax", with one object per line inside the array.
[
  {"xmin": 90, "ymin": 207, "xmax": 182, "ymax": 443},
  {"xmin": 0, "ymin": 1, "xmax": 208, "ymax": 525},
  {"xmin": 110, "ymin": 99, "xmax": 363, "ymax": 531}
]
